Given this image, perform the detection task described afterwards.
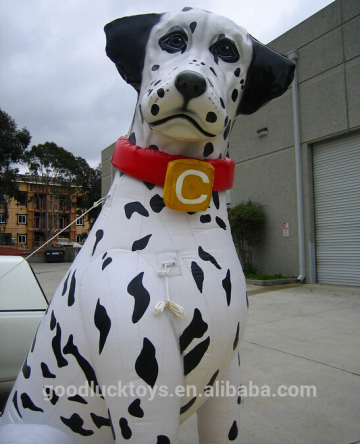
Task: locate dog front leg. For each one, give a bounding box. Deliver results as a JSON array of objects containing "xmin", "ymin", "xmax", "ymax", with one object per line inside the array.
[
  {"xmin": 196, "ymin": 353, "xmax": 241, "ymax": 444},
  {"xmin": 80, "ymin": 250, "xmax": 185, "ymax": 443}
]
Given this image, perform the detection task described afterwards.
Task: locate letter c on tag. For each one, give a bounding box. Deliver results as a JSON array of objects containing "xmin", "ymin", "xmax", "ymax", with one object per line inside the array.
[
  {"xmin": 163, "ymin": 159, "xmax": 215, "ymax": 211},
  {"xmin": 175, "ymin": 169, "xmax": 209, "ymax": 204}
]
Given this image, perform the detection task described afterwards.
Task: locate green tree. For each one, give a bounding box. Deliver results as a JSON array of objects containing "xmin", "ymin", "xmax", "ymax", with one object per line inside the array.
[
  {"xmin": 74, "ymin": 160, "xmax": 101, "ymax": 228},
  {"xmin": 24, "ymin": 143, "xmax": 102, "ymax": 243},
  {"xmin": 0, "ymin": 109, "xmax": 31, "ymax": 230},
  {"xmin": 24, "ymin": 142, "xmax": 79, "ymax": 243},
  {"xmin": 228, "ymin": 200, "xmax": 265, "ymax": 272}
]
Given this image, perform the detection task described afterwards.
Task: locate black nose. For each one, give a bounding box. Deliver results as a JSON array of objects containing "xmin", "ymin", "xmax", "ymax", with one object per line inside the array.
[{"xmin": 175, "ymin": 71, "xmax": 207, "ymax": 102}]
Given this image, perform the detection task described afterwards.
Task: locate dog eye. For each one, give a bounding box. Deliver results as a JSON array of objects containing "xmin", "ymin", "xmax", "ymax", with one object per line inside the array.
[
  {"xmin": 159, "ymin": 31, "xmax": 188, "ymax": 54},
  {"xmin": 210, "ymin": 38, "xmax": 240, "ymax": 63}
]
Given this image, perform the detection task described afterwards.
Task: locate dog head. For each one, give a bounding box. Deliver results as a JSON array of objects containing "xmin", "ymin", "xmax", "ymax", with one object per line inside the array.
[{"xmin": 105, "ymin": 8, "xmax": 295, "ymax": 159}]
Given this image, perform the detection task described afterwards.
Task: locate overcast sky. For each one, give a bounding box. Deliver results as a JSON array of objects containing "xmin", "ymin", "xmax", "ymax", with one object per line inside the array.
[{"xmin": 1, "ymin": 0, "xmax": 334, "ymax": 167}]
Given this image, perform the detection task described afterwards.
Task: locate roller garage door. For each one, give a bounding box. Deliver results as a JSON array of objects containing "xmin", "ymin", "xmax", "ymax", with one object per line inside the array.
[{"xmin": 313, "ymin": 133, "xmax": 360, "ymax": 286}]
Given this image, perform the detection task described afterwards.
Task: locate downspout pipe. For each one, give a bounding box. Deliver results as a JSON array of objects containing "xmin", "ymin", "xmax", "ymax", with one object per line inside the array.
[{"xmin": 288, "ymin": 50, "xmax": 306, "ymax": 282}]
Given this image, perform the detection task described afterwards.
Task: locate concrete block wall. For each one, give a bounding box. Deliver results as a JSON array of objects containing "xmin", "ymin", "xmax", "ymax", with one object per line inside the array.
[
  {"xmin": 230, "ymin": 0, "xmax": 360, "ymax": 279},
  {"xmin": 101, "ymin": 142, "xmax": 115, "ymax": 198}
]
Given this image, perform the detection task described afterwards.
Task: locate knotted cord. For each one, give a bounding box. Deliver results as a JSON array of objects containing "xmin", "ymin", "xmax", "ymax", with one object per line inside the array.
[{"xmin": 154, "ymin": 264, "xmax": 186, "ymax": 318}]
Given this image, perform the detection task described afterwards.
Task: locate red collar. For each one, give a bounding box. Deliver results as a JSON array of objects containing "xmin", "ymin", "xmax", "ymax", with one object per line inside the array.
[{"xmin": 111, "ymin": 136, "xmax": 235, "ymax": 192}]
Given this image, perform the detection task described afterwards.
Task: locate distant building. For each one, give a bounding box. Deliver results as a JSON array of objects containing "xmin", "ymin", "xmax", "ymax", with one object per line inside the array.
[
  {"xmin": 101, "ymin": 0, "xmax": 360, "ymax": 286},
  {"xmin": 0, "ymin": 175, "xmax": 90, "ymax": 249}
]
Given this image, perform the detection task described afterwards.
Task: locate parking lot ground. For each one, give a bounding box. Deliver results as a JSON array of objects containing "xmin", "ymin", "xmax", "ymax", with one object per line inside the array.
[{"xmin": 1, "ymin": 262, "xmax": 359, "ymax": 443}]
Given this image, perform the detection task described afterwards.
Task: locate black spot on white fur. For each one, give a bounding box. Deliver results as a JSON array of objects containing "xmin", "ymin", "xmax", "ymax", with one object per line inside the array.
[
  {"xmin": 200, "ymin": 214, "xmax": 211, "ymax": 223},
  {"xmin": 102, "ymin": 257, "xmax": 112, "ymax": 270},
  {"xmin": 21, "ymin": 393, "xmax": 43, "ymax": 412},
  {"xmin": 52, "ymin": 323, "xmax": 68, "ymax": 368},
  {"xmin": 183, "ymin": 336, "xmax": 210, "ymax": 375},
  {"xmin": 139, "ymin": 104, "xmax": 144, "ymax": 124},
  {"xmin": 204, "ymin": 369, "xmax": 219, "ymax": 393},
  {"xmin": 222, "ymin": 269, "xmax": 232, "ymax": 306},
  {"xmin": 210, "ymin": 67, "xmax": 217, "ymax": 77},
  {"xmin": 150, "ymin": 194, "xmax": 165, "ymax": 213},
  {"xmin": 190, "ymin": 21, "xmax": 197, "ymax": 33},
  {"xmin": 228, "ymin": 421, "xmax": 238, "ymax": 441},
  {"xmin": 92, "ymin": 229, "xmax": 103, "ymax": 255},
  {"xmin": 216, "ymin": 216, "xmax": 226, "ymax": 230},
  {"xmin": 119, "ymin": 418, "xmax": 132, "ymax": 439},
  {"xmin": 203, "ymin": 142, "xmax": 214, "ymax": 157},
  {"xmin": 144, "ymin": 181, "xmax": 155, "ymax": 190},
  {"xmin": 44, "ymin": 387, "xmax": 59, "ymax": 405},
  {"xmin": 127, "ymin": 272, "xmax": 150, "ymax": 323},
  {"xmin": 63, "ymin": 335, "xmax": 103, "ymax": 397},
  {"xmin": 233, "ymin": 322, "xmax": 240, "ymax": 350},
  {"xmin": 135, "ymin": 338, "xmax": 158, "ymax": 388},
  {"xmin": 62, "ymin": 271, "xmax": 71, "ymax": 296},
  {"xmin": 198, "ymin": 246, "xmax": 221, "ymax": 269},
  {"xmin": 67, "ymin": 270, "xmax": 76, "ymax": 306},
  {"xmin": 50, "ymin": 310, "xmax": 56, "ymax": 330},
  {"xmin": 108, "ymin": 409, "xmax": 116, "ymax": 440},
  {"xmin": 61, "ymin": 413, "xmax": 94, "ymax": 436},
  {"xmin": 68, "ymin": 394, "xmax": 88, "ymax": 404},
  {"xmin": 157, "ymin": 436, "xmax": 171, "ymax": 444},
  {"xmin": 30, "ymin": 324, "xmax": 39, "ymax": 353},
  {"xmin": 212, "ymin": 191, "xmax": 220, "ymax": 209},
  {"xmin": 191, "ymin": 261, "xmax": 204, "ymax": 293},
  {"xmin": 132, "ymin": 234, "xmax": 152, "ymax": 251},
  {"xmin": 223, "ymin": 119, "xmax": 232, "ymax": 139},
  {"xmin": 22, "ymin": 355, "xmax": 31, "ymax": 379},
  {"xmin": 128, "ymin": 398, "xmax": 144, "ymax": 418},
  {"xmin": 12, "ymin": 391, "xmax": 22, "ymax": 418},
  {"xmin": 94, "ymin": 299, "xmax": 111, "ymax": 354},
  {"xmin": 125, "ymin": 202, "xmax": 149, "ymax": 219},
  {"xmin": 179, "ymin": 308, "xmax": 208, "ymax": 354},
  {"xmin": 180, "ymin": 397, "xmax": 196, "ymax": 414},
  {"xmin": 129, "ymin": 132, "xmax": 136, "ymax": 145},
  {"xmin": 91, "ymin": 413, "xmax": 111, "ymax": 428},
  {"xmin": 41, "ymin": 362, "xmax": 56, "ymax": 379}
]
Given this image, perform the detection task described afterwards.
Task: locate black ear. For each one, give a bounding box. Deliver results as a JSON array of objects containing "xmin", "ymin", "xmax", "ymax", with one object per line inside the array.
[
  {"xmin": 238, "ymin": 36, "xmax": 295, "ymax": 115},
  {"xmin": 104, "ymin": 13, "xmax": 163, "ymax": 92}
]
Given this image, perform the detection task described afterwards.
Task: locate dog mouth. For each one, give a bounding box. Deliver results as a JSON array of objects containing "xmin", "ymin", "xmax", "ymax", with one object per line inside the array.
[{"xmin": 149, "ymin": 114, "xmax": 216, "ymax": 138}]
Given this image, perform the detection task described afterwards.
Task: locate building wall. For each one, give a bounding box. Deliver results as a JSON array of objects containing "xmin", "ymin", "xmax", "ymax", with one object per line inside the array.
[
  {"xmin": 101, "ymin": 142, "xmax": 116, "ymax": 198},
  {"xmin": 0, "ymin": 179, "xmax": 90, "ymax": 249},
  {"xmin": 230, "ymin": 0, "xmax": 360, "ymax": 280}
]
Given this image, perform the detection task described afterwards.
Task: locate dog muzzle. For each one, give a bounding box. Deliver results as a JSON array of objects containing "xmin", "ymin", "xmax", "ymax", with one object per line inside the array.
[{"xmin": 111, "ymin": 136, "xmax": 235, "ymax": 212}]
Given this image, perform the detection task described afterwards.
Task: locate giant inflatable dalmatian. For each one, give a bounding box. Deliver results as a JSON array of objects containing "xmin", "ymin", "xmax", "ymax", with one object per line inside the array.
[{"xmin": 0, "ymin": 8, "xmax": 294, "ymax": 444}]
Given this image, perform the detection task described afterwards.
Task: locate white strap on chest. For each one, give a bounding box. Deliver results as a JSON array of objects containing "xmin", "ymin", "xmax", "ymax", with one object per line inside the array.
[{"xmin": 154, "ymin": 263, "xmax": 186, "ymax": 318}]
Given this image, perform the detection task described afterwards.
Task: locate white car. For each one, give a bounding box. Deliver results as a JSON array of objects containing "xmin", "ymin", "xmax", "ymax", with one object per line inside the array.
[
  {"xmin": 55, "ymin": 238, "xmax": 82, "ymax": 248},
  {"xmin": 0, "ymin": 256, "xmax": 48, "ymax": 382}
]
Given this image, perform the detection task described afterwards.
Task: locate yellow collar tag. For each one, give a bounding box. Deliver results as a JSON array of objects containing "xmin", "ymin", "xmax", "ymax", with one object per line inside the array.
[{"xmin": 163, "ymin": 159, "xmax": 215, "ymax": 212}]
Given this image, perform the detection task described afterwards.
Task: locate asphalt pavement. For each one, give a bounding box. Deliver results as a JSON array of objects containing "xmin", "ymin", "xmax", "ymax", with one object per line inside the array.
[{"xmin": 1, "ymin": 262, "xmax": 359, "ymax": 443}]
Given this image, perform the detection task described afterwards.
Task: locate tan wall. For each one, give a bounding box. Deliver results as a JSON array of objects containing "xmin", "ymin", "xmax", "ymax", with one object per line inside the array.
[{"xmin": 1, "ymin": 180, "xmax": 91, "ymax": 249}]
